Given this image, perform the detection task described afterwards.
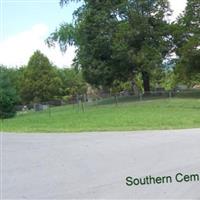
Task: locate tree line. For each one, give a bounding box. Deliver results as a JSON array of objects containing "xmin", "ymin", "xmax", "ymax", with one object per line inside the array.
[{"xmin": 0, "ymin": 51, "xmax": 87, "ymax": 118}]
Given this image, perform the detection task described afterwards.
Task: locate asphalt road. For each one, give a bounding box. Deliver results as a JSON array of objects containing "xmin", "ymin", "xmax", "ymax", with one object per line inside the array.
[{"xmin": 1, "ymin": 129, "xmax": 200, "ymax": 199}]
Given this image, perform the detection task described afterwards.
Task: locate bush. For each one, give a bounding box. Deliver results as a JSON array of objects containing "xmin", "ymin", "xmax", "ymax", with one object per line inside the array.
[{"xmin": 0, "ymin": 67, "xmax": 19, "ymax": 119}]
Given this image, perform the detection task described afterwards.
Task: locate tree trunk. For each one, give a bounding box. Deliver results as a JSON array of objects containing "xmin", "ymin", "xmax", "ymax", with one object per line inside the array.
[{"xmin": 142, "ymin": 71, "xmax": 150, "ymax": 92}]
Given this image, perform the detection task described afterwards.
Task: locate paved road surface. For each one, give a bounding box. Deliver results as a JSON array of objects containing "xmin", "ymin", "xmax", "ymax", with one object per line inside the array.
[{"xmin": 1, "ymin": 129, "xmax": 200, "ymax": 199}]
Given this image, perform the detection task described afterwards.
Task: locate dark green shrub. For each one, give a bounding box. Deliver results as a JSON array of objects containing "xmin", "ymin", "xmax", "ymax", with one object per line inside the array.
[{"xmin": 0, "ymin": 67, "xmax": 19, "ymax": 119}]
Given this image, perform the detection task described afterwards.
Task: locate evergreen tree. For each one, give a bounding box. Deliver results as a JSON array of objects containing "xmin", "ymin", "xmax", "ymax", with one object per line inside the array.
[{"xmin": 20, "ymin": 50, "xmax": 62, "ymax": 103}]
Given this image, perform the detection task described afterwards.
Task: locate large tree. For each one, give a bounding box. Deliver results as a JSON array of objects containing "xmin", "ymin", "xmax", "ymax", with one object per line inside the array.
[
  {"xmin": 47, "ymin": 0, "xmax": 172, "ymax": 91},
  {"xmin": 111, "ymin": 0, "xmax": 172, "ymax": 91},
  {"xmin": 20, "ymin": 50, "xmax": 62, "ymax": 103}
]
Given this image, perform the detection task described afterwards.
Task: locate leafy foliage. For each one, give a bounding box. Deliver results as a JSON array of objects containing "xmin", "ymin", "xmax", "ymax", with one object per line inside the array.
[{"xmin": 56, "ymin": 68, "xmax": 87, "ymax": 96}]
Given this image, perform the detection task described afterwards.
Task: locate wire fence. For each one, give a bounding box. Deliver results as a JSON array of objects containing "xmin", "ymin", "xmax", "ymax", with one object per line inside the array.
[{"xmin": 12, "ymin": 89, "xmax": 200, "ymax": 114}]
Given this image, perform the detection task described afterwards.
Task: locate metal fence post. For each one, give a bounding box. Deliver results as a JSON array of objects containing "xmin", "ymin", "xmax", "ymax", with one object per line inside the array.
[
  {"xmin": 139, "ymin": 93, "xmax": 143, "ymax": 101},
  {"xmin": 49, "ymin": 105, "xmax": 51, "ymax": 117},
  {"xmin": 169, "ymin": 91, "xmax": 172, "ymax": 99}
]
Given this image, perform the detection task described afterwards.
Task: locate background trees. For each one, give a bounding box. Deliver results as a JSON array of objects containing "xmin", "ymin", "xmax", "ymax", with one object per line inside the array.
[{"xmin": 0, "ymin": 50, "xmax": 87, "ymax": 117}]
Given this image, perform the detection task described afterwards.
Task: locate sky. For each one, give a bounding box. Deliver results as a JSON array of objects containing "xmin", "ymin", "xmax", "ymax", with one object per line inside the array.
[{"xmin": 0, "ymin": 0, "xmax": 187, "ymax": 68}]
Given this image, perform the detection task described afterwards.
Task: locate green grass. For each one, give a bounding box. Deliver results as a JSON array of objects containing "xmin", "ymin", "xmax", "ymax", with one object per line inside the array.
[{"xmin": 1, "ymin": 98, "xmax": 200, "ymax": 133}]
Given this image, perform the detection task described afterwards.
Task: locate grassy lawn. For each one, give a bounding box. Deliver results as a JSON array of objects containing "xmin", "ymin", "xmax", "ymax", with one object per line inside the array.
[{"xmin": 1, "ymin": 98, "xmax": 200, "ymax": 132}]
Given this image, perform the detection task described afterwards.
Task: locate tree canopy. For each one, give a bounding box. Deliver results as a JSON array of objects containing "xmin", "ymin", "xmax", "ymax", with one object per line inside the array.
[{"xmin": 47, "ymin": 0, "xmax": 173, "ymax": 91}]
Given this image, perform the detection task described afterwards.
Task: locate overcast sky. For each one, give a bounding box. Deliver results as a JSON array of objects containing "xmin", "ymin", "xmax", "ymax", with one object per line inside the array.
[{"xmin": 0, "ymin": 0, "xmax": 187, "ymax": 68}]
